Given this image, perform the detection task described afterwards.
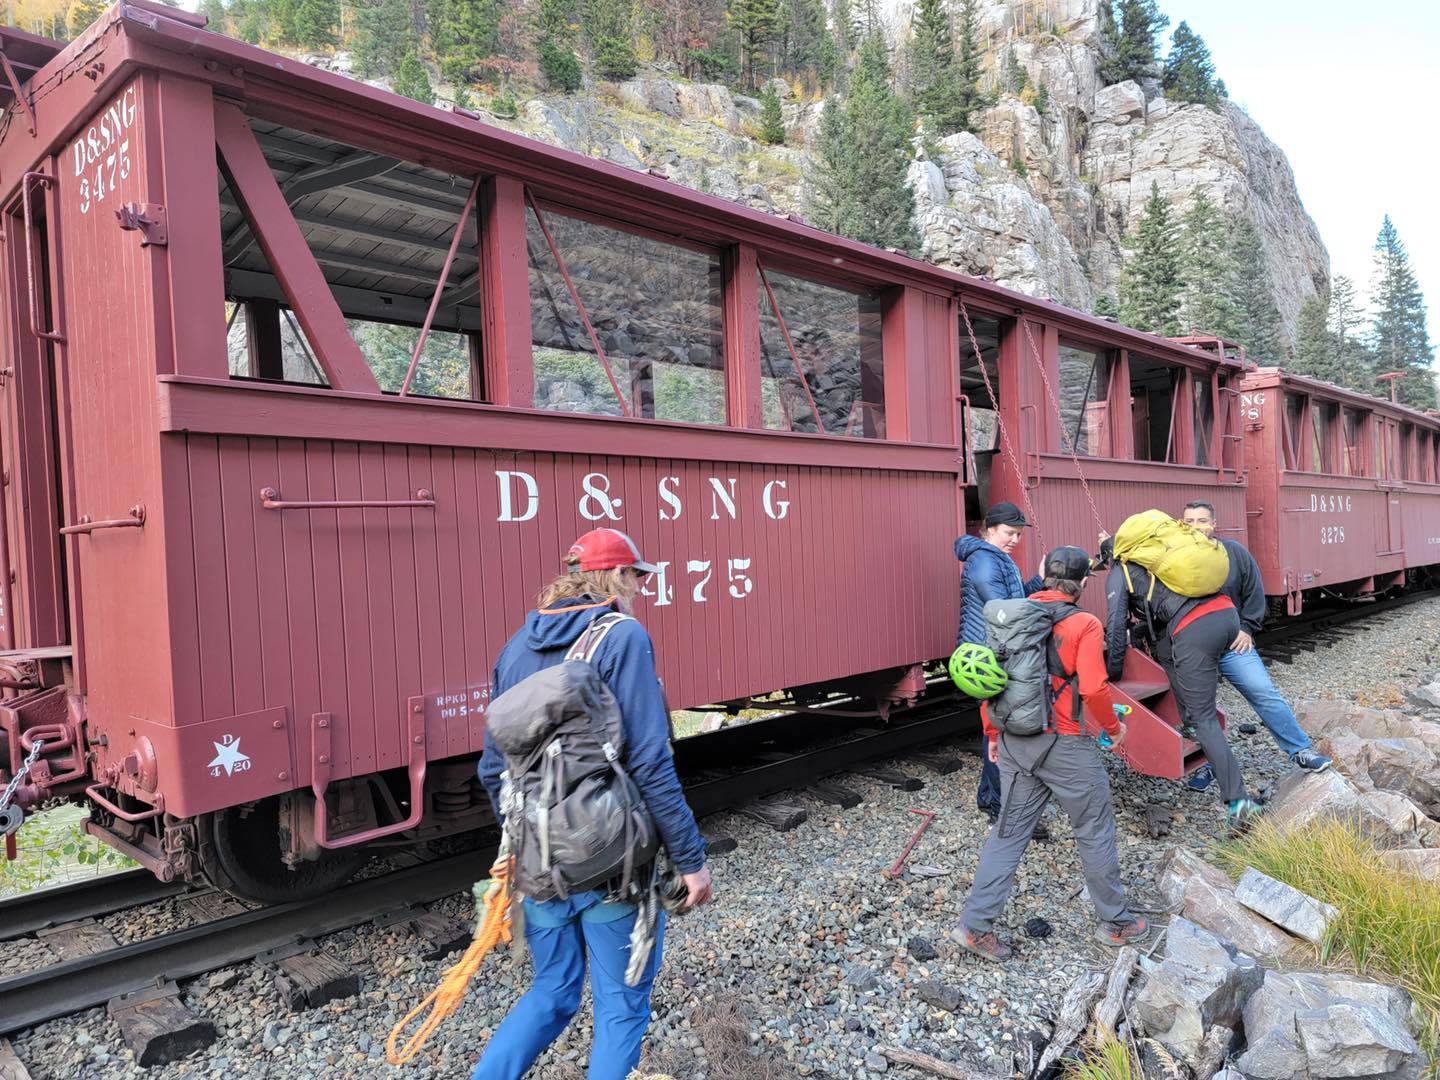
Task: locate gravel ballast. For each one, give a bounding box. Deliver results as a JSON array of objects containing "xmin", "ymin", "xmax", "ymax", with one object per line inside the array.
[{"xmin": 10, "ymin": 596, "xmax": 1440, "ymax": 1080}]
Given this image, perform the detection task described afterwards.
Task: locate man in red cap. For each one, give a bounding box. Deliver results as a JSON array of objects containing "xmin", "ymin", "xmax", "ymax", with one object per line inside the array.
[{"xmin": 474, "ymin": 528, "xmax": 710, "ymax": 1080}]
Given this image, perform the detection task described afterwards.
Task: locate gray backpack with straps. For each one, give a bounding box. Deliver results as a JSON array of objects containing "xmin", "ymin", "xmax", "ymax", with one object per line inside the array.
[
  {"xmin": 485, "ymin": 613, "xmax": 658, "ymax": 902},
  {"xmin": 983, "ymin": 598, "xmax": 1083, "ymax": 737}
]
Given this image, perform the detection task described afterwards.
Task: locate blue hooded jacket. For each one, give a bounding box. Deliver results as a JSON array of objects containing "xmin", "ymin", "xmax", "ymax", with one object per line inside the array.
[
  {"xmin": 954, "ymin": 534, "xmax": 1043, "ymax": 647},
  {"xmin": 477, "ymin": 598, "xmax": 706, "ymax": 875}
]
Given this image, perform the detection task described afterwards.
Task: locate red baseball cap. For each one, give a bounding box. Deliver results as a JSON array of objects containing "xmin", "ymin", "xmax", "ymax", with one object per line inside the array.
[{"xmin": 567, "ymin": 528, "xmax": 660, "ymax": 574}]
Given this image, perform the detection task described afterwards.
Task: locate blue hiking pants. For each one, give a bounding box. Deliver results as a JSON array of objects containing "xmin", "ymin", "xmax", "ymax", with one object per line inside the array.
[
  {"xmin": 470, "ymin": 890, "xmax": 665, "ymax": 1080},
  {"xmin": 1217, "ymin": 647, "xmax": 1313, "ymax": 756}
]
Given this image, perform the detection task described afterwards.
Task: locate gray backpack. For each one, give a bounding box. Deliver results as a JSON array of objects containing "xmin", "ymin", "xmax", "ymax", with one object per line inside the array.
[
  {"xmin": 485, "ymin": 614, "xmax": 658, "ymax": 902},
  {"xmin": 982, "ymin": 598, "xmax": 1083, "ymax": 737}
]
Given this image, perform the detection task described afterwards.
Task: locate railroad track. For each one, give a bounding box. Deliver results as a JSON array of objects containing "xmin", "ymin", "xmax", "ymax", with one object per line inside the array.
[
  {"xmin": 4, "ymin": 586, "xmax": 1434, "ymax": 1043},
  {"xmin": 1257, "ymin": 586, "xmax": 1440, "ymax": 660},
  {"xmin": 0, "ymin": 699, "xmax": 974, "ymax": 1038}
]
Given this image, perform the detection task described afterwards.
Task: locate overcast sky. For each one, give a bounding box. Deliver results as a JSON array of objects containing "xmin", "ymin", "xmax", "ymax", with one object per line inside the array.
[{"xmin": 1157, "ymin": 0, "xmax": 1439, "ymax": 356}]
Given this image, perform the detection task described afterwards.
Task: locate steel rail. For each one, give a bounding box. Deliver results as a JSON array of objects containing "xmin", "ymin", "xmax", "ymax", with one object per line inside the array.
[
  {"xmin": 1256, "ymin": 586, "xmax": 1440, "ymax": 653},
  {"xmin": 0, "ymin": 851, "xmax": 485, "ymax": 1036},
  {"xmin": 0, "ymin": 870, "xmax": 186, "ymax": 942}
]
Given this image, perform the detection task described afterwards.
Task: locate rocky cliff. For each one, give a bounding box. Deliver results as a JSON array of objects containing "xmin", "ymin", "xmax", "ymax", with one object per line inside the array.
[{"xmin": 314, "ymin": 0, "xmax": 1328, "ymax": 348}]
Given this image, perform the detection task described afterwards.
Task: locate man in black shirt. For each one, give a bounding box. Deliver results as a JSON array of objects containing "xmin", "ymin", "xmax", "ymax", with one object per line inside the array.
[{"xmin": 1179, "ymin": 501, "xmax": 1332, "ymax": 784}]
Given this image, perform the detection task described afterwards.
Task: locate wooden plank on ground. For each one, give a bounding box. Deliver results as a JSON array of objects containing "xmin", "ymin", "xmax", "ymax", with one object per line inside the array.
[
  {"xmin": 34, "ymin": 918, "xmax": 118, "ymax": 961},
  {"xmin": 272, "ymin": 950, "xmax": 360, "ymax": 1011},
  {"xmin": 109, "ymin": 993, "xmax": 216, "ymax": 1067},
  {"xmin": 0, "ymin": 1039, "xmax": 32, "ymax": 1080}
]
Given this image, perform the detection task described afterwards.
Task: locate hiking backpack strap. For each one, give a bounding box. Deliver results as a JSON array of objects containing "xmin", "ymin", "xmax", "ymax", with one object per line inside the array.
[
  {"xmin": 1038, "ymin": 601, "xmax": 1084, "ymax": 735},
  {"xmin": 565, "ymin": 611, "xmax": 632, "ymax": 663}
]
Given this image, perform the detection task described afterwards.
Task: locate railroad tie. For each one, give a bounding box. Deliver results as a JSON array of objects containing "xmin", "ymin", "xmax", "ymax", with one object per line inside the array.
[
  {"xmin": 108, "ymin": 981, "xmax": 217, "ymax": 1068},
  {"xmin": 903, "ymin": 749, "xmax": 964, "ymax": 775},
  {"xmin": 808, "ymin": 781, "xmax": 863, "ymax": 808},
  {"xmin": 257, "ymin": 942, "xmax": 361, "ymax": 1012},
  {"xmin": 851, "ymin": 766, "xmax": 924, "ymax": 792},
  {"xmin": 34, "ymin": 918, "xmax": 118, "ymax": 963},
  {"xmin": 736, "ymin": 797, "xmax": 808, "ymax": 832},
  {"xmin": 372, "ymin": 908, "xmax": 471, "ymax": 962},
  {"xmin": 700, "ymin": 829, "xmax": 738, "ymax": 856}
]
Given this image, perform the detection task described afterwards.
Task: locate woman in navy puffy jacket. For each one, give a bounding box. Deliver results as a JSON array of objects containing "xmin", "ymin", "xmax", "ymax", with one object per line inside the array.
[{"xmin": 955, "ymin": 503, "xmax": 1041, "ymax": 818}]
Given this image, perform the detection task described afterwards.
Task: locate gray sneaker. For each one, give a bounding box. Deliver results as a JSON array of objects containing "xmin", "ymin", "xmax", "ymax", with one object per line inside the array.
[{"xmin": 1291, "ymin": 749, "xmax": 1332, "ymax": 772}]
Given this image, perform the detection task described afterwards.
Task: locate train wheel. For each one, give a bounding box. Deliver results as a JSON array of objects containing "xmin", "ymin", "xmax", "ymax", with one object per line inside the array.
[{"xmin": 197, "ymin": 796, "xmax": 366, "ymax": 904}]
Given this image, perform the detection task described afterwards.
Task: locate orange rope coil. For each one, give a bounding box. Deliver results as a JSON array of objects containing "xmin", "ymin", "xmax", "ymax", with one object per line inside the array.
[{"xmin": 385, "ymin": 849, "xmax": 516, "ymax": 1065}]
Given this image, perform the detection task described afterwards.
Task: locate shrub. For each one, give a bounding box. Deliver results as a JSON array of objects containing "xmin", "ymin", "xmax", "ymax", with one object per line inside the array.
[
  {"xmin": 539, "ymin": 39, "xmax": 582, "ymax": 93},
  {"xmin": 1065, "ymin": 1031, "xmax": 1142, "ymax": 1080},
  {"xmin": 491, "ymin": 89, "xmax": 518, "ymax": 119}
]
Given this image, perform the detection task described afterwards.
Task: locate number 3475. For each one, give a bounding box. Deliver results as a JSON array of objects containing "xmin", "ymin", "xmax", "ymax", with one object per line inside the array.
[
  {"xmin": 78, "ymin": 140, "xmax": 130, "ymax": 215},
  {"xmin": 1319, "ymin": 526, "xmax": 1346, "ymax": 545}
]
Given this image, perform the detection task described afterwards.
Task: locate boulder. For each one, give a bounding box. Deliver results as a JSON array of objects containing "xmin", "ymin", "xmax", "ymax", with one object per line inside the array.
[
  {"xmin": 1234, "ymin": 868, "xmax": 1338, "ymax": 945},
  {"xmin": 1265, "ymin": 768, "xmax": 1401, "ymax": 842},
  {"xmin": 1293, "ymin": 699, "xmax": 1416, "ymax": 741},
  {"xmin": 1131, "ymin": 918, "xmax": 1258, "ymax": 1060},
  {"xmin": 1361, "ymin": 790, "xmax": 1440, "ymax": 846},
  {"xmin": 1236, "ymin": 970, "xmax": 1424, "ymax": 1080},
  {"xmin": 618, "ymin": 77, "xmax": 681, "ymax": 119},
  {"xmin": 1155, "ymin": 845, "xmax": 1233, "ymax": 911},
  {"xmin": 1380, "ymin": 847, "xmax": 1440, "ymax": 880},
  {"xmin": 1176, "ymin": 869, "xmax": 1301, "ymax": 961},
  {"xmin": 1092, "ymin": 80, "xmax": 1146, "ymax": 123},
  {"xmin": 1406, "ymin": 677, "xmax": 1440, "ymax": 710}
]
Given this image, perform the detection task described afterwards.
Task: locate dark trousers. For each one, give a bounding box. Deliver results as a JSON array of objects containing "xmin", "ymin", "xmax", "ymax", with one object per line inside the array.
[
  {"xmin": 1155, "ymin": 607, "xmax": 1247, "ymax": 804},
  {"xmin": 977, "ymin": 754, "xmax": 1002, "ymax": 812}
]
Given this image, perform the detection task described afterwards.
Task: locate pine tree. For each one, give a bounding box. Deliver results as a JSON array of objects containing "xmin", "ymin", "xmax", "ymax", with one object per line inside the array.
[
  {"xmin": 732, "ymin": 0, "xmax": 781, "ymax": 90},
  {"xmin": 539, "ymin": 39, "xmax": 584, "ymax": 91},
  {"xmin": 1292, "ymin": 292, "xmax": 1339, "ymax": 383},
  {"xmin": 1119, "ymin": 182, "xmax": 1181, "ymax": 335},
  {"xmin": 350, "ymin": 0, "xmax": 411, "ymax": 77},
  {"xmin": 584, "ymin": 0, "xmax": 636, "ymax": 81},
  {"xmin": 954, "ymin": 0, "xmax": 982, "ymax": 128},
  {"xmin": 1177, "ymin": 193, "xmax": 1236, "ymax": 337},
  {"xmin": 752, "ymin": 84, "xmax": 782, "ymax": 143},
  {"xmin": 427, "ymin": 0, "xmax": 502, "ymax": 82},
  {"xmin": 1163, "ymin": 21, "xmax": 1221, "ymax": 108},
  {"xmin": 393, "ymin": 52, "xmax": 435, "ymax": 104},
  {"xmin": 1227, "ymin": 219, "xmax": 1281, "ymax": 364},
  {"xmin": 1328, "ymin": 275, "xmax": 1367, "ymax": 392},
  {"xmin": 292, "ymin": 0, "xmax": 337, "ymax": 48},
  {"xmin": 779, "ymin": 0, "xmax": 827, "ymax": 85},
  {"xmin": 1099, "ymin": 0, "xmax": 1168, "ymax": 85},
  {"xmin": 806, "ymin": 34, "xmax": 919, "ymax": 254},
  {"xmin": 1093, "ymin": 294, "xmax": 1120, "ymax": 319},
  {"xmin": 907, "ymin": 0, "xmax": 965, "ymax": 135},
  {"xmin": 66, "ymin": 0, "xmax": 107, "ymax": 36},
  {"xmin": 198, "ymin": 0, "xmax": 228, "ymax": 31},
  {"xmin": 1371, "ymin": 216, "xmax": 1436, "ymax": 409}
]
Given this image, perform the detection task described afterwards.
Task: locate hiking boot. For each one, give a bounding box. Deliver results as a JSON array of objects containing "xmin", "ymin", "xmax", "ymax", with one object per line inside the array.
[
  {"xmin": 1095, "ymin": 918, "xmax": 1150, "ymax": 948},
  {"xmin": 1291, "ymin": 749, "xmax": 1332, "ymax": 772},
  {"xmin": 1184, "ymin": 764, "xmax": 1214, "ymax": 792},
  {"xmin": 1226, "ymin": 798, "xmax": 1263, "ymax": 836},
  {"xmin": 957, "ymin": 928, "xmax": 1013, "ymax": 963}
]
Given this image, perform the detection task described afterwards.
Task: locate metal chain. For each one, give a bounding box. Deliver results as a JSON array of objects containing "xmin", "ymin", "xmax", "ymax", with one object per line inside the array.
[
  {"xmin": 959, "ymin": 299, "xmax": 1047, "ymax": 556},
  {"xmin": 0, "ymin": 738, "xmax": 44, "ymax": 813},
  {"xmin": 1019, "ymin": 316, "xmax": 1106, "ymax": 536}
]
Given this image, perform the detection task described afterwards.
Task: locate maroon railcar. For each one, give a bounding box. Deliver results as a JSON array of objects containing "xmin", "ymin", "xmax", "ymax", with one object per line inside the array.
[
  {"xmin": 1240, "ymin": 367, "xmax": 1440, "ymax": 615},
  {"xmin": 0, "ymin": 5, "xmax": 1246, "ymax": 897}
]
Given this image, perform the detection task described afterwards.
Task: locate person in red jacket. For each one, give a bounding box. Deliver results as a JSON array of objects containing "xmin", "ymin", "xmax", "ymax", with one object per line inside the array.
[{"xmin": 957, "ymin": 546, "xmax": 1150, "ymax": 962}]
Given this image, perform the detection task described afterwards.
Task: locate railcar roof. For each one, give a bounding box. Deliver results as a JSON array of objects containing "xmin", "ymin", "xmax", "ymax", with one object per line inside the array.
[
  {"xmin": 1245, "ymin": 366, "xmax": 1440, "ymax": 429},
  {"xmin": 5, "ymin": 3, "xmax": 1241, "ymax": 373},
  {"xmin": 0, "ymin": 25, "xmax": 62, "ymax": 114}
]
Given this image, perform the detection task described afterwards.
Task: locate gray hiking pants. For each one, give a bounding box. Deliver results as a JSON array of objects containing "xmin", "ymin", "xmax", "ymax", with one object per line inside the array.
[
  {"xmin": 961, "ymin": 733, "xmax": 1135, "ymax": 933},
  {"xmin": 1155, "ymin": 607, "xmax": 1248, "ymax": 805}
]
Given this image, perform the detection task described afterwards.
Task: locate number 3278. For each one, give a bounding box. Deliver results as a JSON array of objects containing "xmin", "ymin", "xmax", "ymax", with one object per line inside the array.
[{"xmin": 1319, "ymin": 526, "xmax": 1345, "ymax": 545}]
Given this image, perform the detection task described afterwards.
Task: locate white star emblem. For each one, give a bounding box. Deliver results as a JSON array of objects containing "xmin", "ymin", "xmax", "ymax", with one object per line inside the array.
[{"xmin": 208, "ymin": 737, "xmax": 250, "ymax": 777}]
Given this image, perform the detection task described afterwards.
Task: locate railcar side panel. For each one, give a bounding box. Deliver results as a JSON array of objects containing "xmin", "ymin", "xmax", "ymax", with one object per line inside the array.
[
  {"xmin": 159, "ymin": 429, "xmax": 958, "ymax": 818},
  {"xmin": 52, "ymin": 74, "xmax": 178, "ymax": 746}
]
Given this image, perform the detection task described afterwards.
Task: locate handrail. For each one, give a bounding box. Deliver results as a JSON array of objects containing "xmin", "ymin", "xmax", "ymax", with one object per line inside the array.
[
  {"xmin": 85, "ymin": 783, "xmax": 165, "ymax": 823},
  {"xmin": 59, "ymin": 505, "xmax": 145, "ymax": 535},
  {"xmin": 21, "ymin": 172, "xmax": 63, "ymax": 344},
  {"xmin": 259, "ymin": 487, "xmax": 435, "ymax": 510}
]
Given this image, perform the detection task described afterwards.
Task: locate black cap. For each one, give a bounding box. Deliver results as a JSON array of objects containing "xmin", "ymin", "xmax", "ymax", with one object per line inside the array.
[
  {"xmin": 1044, "ymin": 546, "xmax": 1093, "ymax": 582},
  {"xmin": 983, "ymin": 501, "xmax": 1030, "ymax": 528}
]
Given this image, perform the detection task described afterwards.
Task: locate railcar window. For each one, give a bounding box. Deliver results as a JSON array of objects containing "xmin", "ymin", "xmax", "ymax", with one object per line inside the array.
[
  {"xmin": 1399, "ymin": 424, "xmax": 1415, "ymax": 481},
  {"xmin": 1127, "ymin": 355, "xmax": 1177, "ymax": 463},
  {"xmin": 757, "ymin": 268, "xmax": 885, "ymax": 438},
  {"xmin": 526, "ymin": 205, "xmax": 725, "ymax": 424},
  {"xmin": 1311, "ymin": 401, "xmax": 1337, "ymax": 473},
  {"xmin": 1057, "ymin": 343, "xmax": 1112, "ymax": 456},
  {"xmin": 1193, "ymin": 376, "xmax": 1215, "ymax": 466},
  {"xmin": 345, "ymin": 321, "xmax": 474, "ymax": 399},
  {"xmin": 1281, "ymin": 394, "xmax": 1304, "ymax": 471},
  {"xmin": 225, "ymin": 300, "xmax": 327, "ymax": 385},
  {"xmin": 1341, "ymin": 408, "xmax": 1366, "ymax": 476}
]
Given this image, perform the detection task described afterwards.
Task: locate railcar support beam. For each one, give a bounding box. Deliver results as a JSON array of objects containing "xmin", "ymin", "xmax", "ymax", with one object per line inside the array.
[{"xmin": 213, "ymin": 103, "xmax": 380, "ymax": 394}]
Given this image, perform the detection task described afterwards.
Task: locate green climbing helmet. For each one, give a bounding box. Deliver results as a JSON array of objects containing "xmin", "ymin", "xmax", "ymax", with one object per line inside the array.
[{"xmin": 948, "ymin": 643, "xmax": 1008, "ymax": 699}]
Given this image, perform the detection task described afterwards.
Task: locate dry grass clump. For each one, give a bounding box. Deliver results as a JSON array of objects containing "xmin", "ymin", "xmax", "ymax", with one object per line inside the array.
[
  {"xmin": 633, "ymin": 993, "xmax": 797, "ymax": 1080},
  {"xmin": 1216, "ymin": 818, "xmax": 1440, "ymax": 1055}
]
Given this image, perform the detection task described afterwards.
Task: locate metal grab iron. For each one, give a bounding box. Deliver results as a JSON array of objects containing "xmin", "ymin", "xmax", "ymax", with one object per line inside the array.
[
  {"xmin": 258, "ymin": 487, "xmax": 436, "ymax": 511},
  {"xmin": 21, "ymin": 171, "xmax": 62, "ymax": 344},
  {"xmin": 59, "ymin": 504, "xmax": 146, "ymax": 535}
]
